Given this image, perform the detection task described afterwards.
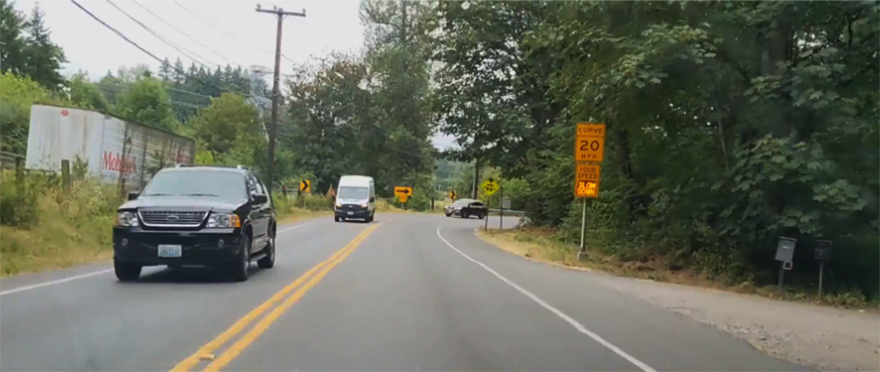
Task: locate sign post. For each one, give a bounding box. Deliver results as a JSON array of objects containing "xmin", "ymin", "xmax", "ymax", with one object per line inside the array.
[
  {"xmin": 574, "ymin": 122, "xmax": 606, "ymax": 261},
  {"xmin": 481, "ymin": 178, "xmax": 500, "ymax": 231},
  {"xmin": 814, "ymin": 240, "xmax": 832, "ymax": 299},
  {"xmin": 775, "ymin": 237, "xmax": 797, "ymax": 293},
  {"xmin": 499, "ymin": 186, "xmax": 504, "ymax": 230}
]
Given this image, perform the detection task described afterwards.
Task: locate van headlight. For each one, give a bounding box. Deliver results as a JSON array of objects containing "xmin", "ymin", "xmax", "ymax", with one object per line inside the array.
[
  {"xmin": 360, "ymin": 202, "xmax": 368, "ymax": 208},
  {"xmin": 116, "ymin": 211, "xmax": 139, "ymax": 227},
  {"xmin": 207, "ymin": 213, "xmax": 241, "ymax": 228}
]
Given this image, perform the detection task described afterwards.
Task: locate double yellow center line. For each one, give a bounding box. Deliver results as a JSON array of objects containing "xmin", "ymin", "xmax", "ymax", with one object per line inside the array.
[{"xmin": 170, "ymin": 223, "xmax": 382, "ymax": 372}]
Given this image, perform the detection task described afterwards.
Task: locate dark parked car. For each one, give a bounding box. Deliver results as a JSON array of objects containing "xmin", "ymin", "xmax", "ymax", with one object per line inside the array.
[
  {"xmin": 112, "ymin": 165, "xmax": 276, "ymax": 282},
  {"xmin": 445, "ymin": 199, "xmax": 487, "ymax": 219}
]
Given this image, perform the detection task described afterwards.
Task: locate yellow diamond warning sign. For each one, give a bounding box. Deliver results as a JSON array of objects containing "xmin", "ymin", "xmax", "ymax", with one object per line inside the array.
[{"xmin": 574, "ymin": 164, "xmax": 601, "ymax": 198}]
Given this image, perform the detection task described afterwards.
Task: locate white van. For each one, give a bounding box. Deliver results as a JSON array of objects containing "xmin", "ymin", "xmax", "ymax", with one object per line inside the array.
[{"xmin": 334, "ymin": 175, "xmax": 376, "ymax": 222}]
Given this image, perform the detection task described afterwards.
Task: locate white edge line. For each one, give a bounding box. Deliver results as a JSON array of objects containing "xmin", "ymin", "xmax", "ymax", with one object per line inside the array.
[
  {"xmin": 278, "ymin": 221, "xmax": 311, "ymax": 234},
  {"xmin": 435, "ymin": 227, "xmax": 657, "ymax": 372},
  {"xmin": 1, "ymin": 221, "xmax": 313, "ymax": 297},
  {"xmin": 0, "ymin": 269, "xmax": 114, "ymax": 297}
]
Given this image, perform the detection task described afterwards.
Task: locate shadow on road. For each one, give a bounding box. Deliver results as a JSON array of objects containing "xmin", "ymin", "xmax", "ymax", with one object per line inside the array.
[{"xmin": 125, "ymin": 265, "xmax": 266, "ymax": 284}]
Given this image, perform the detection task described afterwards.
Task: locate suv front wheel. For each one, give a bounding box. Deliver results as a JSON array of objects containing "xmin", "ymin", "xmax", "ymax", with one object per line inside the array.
[{"xmin": 230, "ymin": 235, "xmax": 250, "ymax": 282}]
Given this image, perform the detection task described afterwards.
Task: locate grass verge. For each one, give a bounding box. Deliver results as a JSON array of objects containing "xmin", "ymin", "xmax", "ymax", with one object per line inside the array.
[{"xmin": 476, "ymin": 227, "xmax": 877, "ymax": 309}]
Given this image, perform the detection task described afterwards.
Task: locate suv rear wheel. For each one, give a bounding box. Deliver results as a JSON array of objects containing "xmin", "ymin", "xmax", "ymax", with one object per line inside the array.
[
  {"xmin": 257, "ymin": 231, "xmax": 275, "ymax": 269},
  {"xmin": 114, "ymin": 260, "xmax": 142, "ymax": 282},
  {"xmin": 230, "ymin": 235, "xmax": 250, "ymax": 282}
]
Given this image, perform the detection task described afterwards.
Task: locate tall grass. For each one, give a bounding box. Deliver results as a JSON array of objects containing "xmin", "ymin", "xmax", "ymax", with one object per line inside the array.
[
  {"xmin": 0, "ymin": 170, "xmax": 121, "ymax": 276},
  {"xmin": 272, "ymin": 192, "xmax": 334, "ymax": 222}
]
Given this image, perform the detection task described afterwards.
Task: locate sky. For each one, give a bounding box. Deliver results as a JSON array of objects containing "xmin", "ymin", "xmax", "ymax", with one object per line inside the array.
[{"xmin": 13, "ymin": 0, "xmax": 457, "ymax": 150}]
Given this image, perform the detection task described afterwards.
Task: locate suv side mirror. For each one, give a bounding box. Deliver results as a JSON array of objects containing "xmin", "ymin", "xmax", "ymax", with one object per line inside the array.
[
  {"xmin": 127, "ymin": 192, "xmax": 139, "ymax": 201},
  {"xmin": 252, "ymin": 194, "xmax": 268, "ymax": 204},
  {"xmin": 369, "ymin": 196, "xmax": 375, "ymax": 203}
]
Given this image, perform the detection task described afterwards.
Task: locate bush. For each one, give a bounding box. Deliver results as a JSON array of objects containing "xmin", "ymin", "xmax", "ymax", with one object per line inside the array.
[
  {"xmin": 0, "ymin": 171, "xmax": 40, "ymax": 227},
  {"xmin": 0, "ymin": 173, "xmax": 121, "ymax": 276}
]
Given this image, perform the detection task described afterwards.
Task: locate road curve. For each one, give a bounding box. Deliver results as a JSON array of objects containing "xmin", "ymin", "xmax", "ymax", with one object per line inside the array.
[{"xmin": 0, "ymin": 214, "xmax": 805, "ymax": 371}]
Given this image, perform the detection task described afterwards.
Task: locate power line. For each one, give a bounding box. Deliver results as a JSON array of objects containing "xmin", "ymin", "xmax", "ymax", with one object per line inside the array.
[
  {"xmin": 69, "ymin": 0, "xmax": 248, "ymax": 98},
  {"xmin": 104, "ymin": 0, "xmax": 219, "ymax": 69},
  {"xmin": 174, "ymin": 0, "xmax": 298, "ymax": 66},
  {"xmin": 131, "ymin": 0, "xmax": 233, "ymax": 66}
]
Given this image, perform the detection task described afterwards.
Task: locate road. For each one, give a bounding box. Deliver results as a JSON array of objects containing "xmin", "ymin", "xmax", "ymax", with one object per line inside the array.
[{"xmin": 0, "ymin": 214, "xmax": 806, "ymax": 372}]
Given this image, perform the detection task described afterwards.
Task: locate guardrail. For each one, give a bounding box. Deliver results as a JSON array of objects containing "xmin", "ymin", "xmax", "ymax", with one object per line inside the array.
[
  {"xmin": 488, "ymin": 208, "xmax": 526, "ymax": 216},
  {"xmin": 0, "ymin": 151, "xmax": 23, "ymax": 169}
]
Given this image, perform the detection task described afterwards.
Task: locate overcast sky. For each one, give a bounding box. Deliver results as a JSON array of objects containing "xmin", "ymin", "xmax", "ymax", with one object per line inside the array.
[{"xmin": 13, "ymin": 0, "xmax": 456, "ymax": 150}]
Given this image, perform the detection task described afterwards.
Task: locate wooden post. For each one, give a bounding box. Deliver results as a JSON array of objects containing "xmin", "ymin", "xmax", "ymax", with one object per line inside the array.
[
  {"xmin": 61, "ymin": 160, "xmax": 71, "ymax": 192},
  {"xmin": 14, "ymin": 157, "xmax": 24, "ymax": 195}
]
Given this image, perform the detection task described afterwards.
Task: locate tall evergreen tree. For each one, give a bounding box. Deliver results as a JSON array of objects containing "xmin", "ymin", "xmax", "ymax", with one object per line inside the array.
[
  {"xmin": 21, "ymin": 4, "xmax": 65, "ymax": 91},
  {"xmin": 173, "ymin": 58, "xmax": 185, "ymax": 86},
  {"xmin": 158, "ymin": 58, "xmax": 171, "ymax": 82},
  {"xmin": 0, "ymin": 0, "xmax": 26, "ymax": 75}
]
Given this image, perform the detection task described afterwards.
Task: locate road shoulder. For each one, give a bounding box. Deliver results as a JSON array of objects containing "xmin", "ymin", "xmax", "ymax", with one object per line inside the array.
[{"xmin": 476, "ymin": 227, "xmax": 880, "ymax": 372}]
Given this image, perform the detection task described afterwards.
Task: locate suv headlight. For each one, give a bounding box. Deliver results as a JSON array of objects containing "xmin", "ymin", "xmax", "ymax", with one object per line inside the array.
[
  {"xmin": 116, "ymin": 211, "xmax": 139, "ymax": 227},
  {"xmin": 207, "ymin": 213, "xmax": 241, "ymax": 228}
]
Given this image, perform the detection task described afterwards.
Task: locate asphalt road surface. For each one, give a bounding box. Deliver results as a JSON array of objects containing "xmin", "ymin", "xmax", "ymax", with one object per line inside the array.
[{"xmin": 0, "ymin": 214, "xmax": 807, "ymax": 372}]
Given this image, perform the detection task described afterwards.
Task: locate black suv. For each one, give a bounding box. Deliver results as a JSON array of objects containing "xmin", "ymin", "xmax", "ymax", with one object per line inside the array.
[{"xmin": 112, "ymin": 165, "xmax": 277, "ymax": 282}]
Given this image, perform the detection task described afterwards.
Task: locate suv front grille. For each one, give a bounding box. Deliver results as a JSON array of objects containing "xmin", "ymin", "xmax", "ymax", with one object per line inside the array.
[{"xmin": 138, "ymin": 210, "xmax": 208, "ymax": 227}]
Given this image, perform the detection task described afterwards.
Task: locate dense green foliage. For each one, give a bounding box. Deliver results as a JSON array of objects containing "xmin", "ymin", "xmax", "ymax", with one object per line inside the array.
[
  {"xmin": 428, "ymin": 1, "xmax": 879, "ymax": 296},
  {"xmin": 0, "ymin": 1, "xmax": 66, "ymax": 91},
  {"xmin": 284, "ymin": 1, "xmax": 436, "ymax": 197}
]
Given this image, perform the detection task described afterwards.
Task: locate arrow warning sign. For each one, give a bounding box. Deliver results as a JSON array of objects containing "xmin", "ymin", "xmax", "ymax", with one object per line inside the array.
[
  {"xmin": 394, "ymin": 186, "xmax": 413, "ymax": 197},
  {"xmin": 299, "ymin": 180, "xmax": 311, "ymax": 193}
]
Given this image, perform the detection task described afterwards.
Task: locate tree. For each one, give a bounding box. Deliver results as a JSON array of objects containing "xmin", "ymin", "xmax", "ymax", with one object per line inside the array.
[
  {"xmin": 114, "ymin": 77, "xmax": 176, "ymax": 131},
  {"xmin": 97, "ymin": 70, "xmax": 124, "ymax": 105},
  {"xmin": 284, "ymin": 55, "xmax": 368, "ymax": 192},
  {"xmin": 21, "ymin": 4, "xmax": 65, "ymax": 91},
  {"xmin": 0, "ymin": 72, "xmax": 64, "ymax": 154},
  {"xmin": 67, "ymin": 72, "xmax": 110, "ymax": 111},
  {"xmin": 158, "ymin": 58, "xmax": 172, "ymax": 82},
  {"xmin": 189, "ymin": 93, "xmax": 262, "ymax": 157},
  {"xmin": 425, "ymin": 1, "xmax": 879, "ymax": 296},
  {"xmin": 359, "ymin": 0, "xmax": 437, "ymax": 194},
  {"xmin": 0, "ymin": 0, "xmax": 26, "ymax": 75}
]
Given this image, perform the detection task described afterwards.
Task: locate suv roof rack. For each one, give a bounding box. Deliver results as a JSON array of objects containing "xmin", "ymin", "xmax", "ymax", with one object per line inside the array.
[{"xmin": 174, "ymin": 163, "xmax": 249, "ymax": 170}]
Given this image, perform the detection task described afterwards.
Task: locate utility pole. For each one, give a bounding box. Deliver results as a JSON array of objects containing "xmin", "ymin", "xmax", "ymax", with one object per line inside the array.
[{"xmin": 256, "ymin": 4, "xmax": 305, "ymax": 194}]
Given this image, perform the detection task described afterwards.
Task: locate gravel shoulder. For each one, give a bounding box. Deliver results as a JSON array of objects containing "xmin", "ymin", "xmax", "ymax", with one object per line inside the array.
[{"xmin": 477, "ymin": 230, "xmax": 880, "ymax": 372}]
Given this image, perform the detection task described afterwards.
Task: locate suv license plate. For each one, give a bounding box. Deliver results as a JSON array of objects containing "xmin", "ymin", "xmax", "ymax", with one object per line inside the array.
[
  {"xmin": 347, "ymin": 211, "xmax": 353, "ymax": 216},
  {"xmin": 158, "ymin": 245, "xmax": 182, "ymax": 258}
]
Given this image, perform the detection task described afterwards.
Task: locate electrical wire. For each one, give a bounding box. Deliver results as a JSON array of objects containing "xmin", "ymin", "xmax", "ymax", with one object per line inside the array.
[
  {"xmin": 104, "ymin": 0, "xmax": 219, "ymax": 69},
  {"xmin": 173, "ymin": 0, "xmax": 298, "ymax": 66},
  {"xmin": 69, "ymin": 0, "xmax": 249, "ymax": 98},
  {"xmin": 131, "ymin": 0, "xmax": 233, "ymax": 65}
]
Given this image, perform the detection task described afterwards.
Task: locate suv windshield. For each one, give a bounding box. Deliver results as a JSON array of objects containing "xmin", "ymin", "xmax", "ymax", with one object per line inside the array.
[
  {"xmin": 141, "ymin": 170, "xmax": 247, "ymax": 199},
  {"xmin": 338, "ymin": 186, "xmax": 369, "ymax": 200}
]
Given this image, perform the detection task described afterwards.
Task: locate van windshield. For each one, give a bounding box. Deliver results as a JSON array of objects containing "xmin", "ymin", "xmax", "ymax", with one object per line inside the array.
[{"xmin": 338, "ymin": 186, "xmax": 369, "ymax": 200}]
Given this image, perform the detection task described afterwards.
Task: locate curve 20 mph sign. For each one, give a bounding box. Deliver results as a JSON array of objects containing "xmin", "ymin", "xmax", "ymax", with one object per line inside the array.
[{"xmin": 575, "ymin": 123, "xmax": 606, "ymax": 162}]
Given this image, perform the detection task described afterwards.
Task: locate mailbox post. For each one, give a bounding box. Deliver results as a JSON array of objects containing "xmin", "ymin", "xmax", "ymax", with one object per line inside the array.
[
  {"xmin": 774, "ymin": 237, "xmax": 797, "ymax": 293},
  {"xmin": 814, "ymin": 240, "xmax": 832, "ymax": 298}
]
